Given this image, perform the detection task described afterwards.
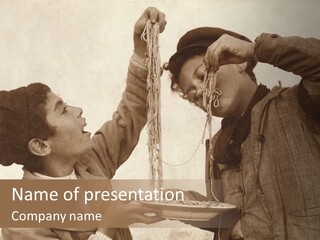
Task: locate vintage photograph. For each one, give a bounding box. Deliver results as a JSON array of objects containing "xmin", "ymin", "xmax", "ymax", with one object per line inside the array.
[{"xmin": 0, "ymin": 0, "xmax": 319, "ymax": 239}]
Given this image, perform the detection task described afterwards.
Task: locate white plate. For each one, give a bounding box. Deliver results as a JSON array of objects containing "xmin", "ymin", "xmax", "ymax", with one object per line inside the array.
[{"xmin": 137, "ymin": 200, "xmax": 236, "ymax": 221}]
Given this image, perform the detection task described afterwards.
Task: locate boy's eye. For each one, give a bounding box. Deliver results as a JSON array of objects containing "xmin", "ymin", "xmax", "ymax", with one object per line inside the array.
[
  {"xmin": 198, "ymin": 64, "xmax": 206, "ymax": 81},
  {"xmin": 194, "ymin": 92, "xmax": 203, "ymax": 103}
]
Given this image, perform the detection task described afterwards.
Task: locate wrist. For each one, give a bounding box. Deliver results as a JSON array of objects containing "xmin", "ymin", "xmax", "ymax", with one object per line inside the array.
[
  {"xmin": 97, "ymin": 228, "xmax": 117, "ymax": 239},
  {"xmin": 89, "ymin": 230, "xmax": 114, "ymax": 240},
  {"xmin": 134, "ymin": 48, "xmax": 146, "ymax": 59},
  {"xmin": 134, "ymin": 35, "xmax": 147, "ymax": 59},
  {"xmin": 105, "ymin": 228, "xmax": 117, "ymax": 239},
  {"xmin": 132, "ymin": 52, "xmax": 148, "ymax": 68}
]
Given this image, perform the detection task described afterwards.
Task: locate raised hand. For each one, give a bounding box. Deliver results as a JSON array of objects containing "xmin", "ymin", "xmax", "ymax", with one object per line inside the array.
[
  {"xmin": 133, "ymin": 7, "xmax": 166, "ymax": 57},
  {"xmin": 204, "ymin": 34, "xmax": 255, "ymax": 71}
]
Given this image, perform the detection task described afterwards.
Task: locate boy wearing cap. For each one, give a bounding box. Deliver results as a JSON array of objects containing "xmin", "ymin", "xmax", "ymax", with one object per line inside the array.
[
  {"xmin": 0, "ymin": 7, "xmax": 166, "ymax": 240},
  {"xmin": 166, "ymin": 27, "xmax": 320, "ymax": 239}
]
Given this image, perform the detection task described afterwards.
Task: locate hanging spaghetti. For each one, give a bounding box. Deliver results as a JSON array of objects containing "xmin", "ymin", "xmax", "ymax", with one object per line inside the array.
[
  {"xmin": 203, "ymin": 70, "xmax": 221, "ymax": 153},
  {"xmin": 141, "ymin": 21, "xmax": 163, "ymax": 193},
  {"xmin": 202, "ymin": 69, "xmax": 222, "ymax": 203}
]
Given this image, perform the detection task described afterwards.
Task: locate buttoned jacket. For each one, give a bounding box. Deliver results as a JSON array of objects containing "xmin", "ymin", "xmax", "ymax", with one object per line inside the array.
[{"xmin": 206, "ymin": 33, "xmax": 320, "ymax": 240}]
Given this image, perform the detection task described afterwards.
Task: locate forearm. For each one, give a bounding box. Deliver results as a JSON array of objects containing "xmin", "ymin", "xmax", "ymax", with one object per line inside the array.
[
  {"xmin": 90, "ymin": 54, "xmax": 148, "ymax": 178},
  {"xmin": 254, "ymin": 33, "xmax": 320, "ymax": 102},
  {"xmin": 254, "ymin": 33, "xmax": 320, "ymax": 79},
  {"xmin": 112, "ymin": 53, "xmax": 149, "ymax": 164},
  {"xmin": 122, "ymin": 53, "xmax": 148, "ymax": 129}
]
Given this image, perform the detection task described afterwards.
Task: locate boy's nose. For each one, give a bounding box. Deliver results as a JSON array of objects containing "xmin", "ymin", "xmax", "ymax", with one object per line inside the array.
[
  {"xmin": 77, "ymin": 107, "xmax": 83, "ymax": 118},
  {"xmin": 70, "ymin": 105, "xmax": 83, "ymax": 117}
]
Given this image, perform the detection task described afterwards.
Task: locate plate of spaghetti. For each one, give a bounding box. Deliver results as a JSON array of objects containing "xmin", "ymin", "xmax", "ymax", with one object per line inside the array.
[{"xmin": 137, "ymin": 200, "xmax": 236, "ymax": 221}]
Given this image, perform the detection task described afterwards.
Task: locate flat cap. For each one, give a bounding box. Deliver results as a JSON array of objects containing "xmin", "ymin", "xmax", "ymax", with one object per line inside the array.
[{"xmin": 167, "ymin": 27, "xmax": 257, "ymax": 76}]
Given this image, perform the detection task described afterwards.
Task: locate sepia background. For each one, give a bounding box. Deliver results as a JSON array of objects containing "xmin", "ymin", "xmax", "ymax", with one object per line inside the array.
[{"xmin": 0, "ymin": 0, "xmax": 319, "ymax": 239}]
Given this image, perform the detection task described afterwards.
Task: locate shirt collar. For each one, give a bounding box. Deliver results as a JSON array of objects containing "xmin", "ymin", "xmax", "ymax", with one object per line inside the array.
[{"xmin": 31, "ymin": 169, "xmax": 78, "ymax": 180}]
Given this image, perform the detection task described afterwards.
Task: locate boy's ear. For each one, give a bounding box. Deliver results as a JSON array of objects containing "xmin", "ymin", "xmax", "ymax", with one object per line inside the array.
[{"xmin": 28, "ymin": 139, "xmax": 51, "ymax": 157}]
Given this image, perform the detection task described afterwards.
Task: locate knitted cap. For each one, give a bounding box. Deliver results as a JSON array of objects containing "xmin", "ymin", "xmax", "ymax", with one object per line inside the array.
[{"xmin": 0, "ymin": 83, "xmax": 50, "ymax": 166}]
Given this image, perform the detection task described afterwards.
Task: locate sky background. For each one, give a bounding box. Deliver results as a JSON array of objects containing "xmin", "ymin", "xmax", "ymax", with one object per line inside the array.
[{"xmin": 0, "ymin": 0, "xmax": 319, "ymax": 239}]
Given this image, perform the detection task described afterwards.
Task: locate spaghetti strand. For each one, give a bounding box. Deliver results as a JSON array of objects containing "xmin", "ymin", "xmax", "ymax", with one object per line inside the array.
[
  {"xmin": 202, "ymin": 69, "xmax": 222, "ymax": 203},
  {"xmin": 142, "ymin": 21, "xmax": 163, "ymax": 193}
]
